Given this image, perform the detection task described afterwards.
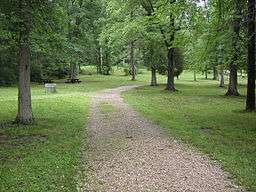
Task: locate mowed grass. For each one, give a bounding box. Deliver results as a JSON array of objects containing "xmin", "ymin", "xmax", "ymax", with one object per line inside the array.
[
  {"xmin": 1, "ymin": 68, "xmax": 255, "ymax": 191},
  {"xmin": 123, "ymin": 71, "xmax": 256, "ymax": 191},
  {"xmin": 0, "ymin": 67, "xmax": 148, "ymax": 192},
  {"xmin": 0, "ymin": 96, "xmax": 89, "ymax": 192}
]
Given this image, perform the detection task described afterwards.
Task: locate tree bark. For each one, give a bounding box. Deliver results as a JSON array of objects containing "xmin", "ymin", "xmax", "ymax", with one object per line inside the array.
[
  {"xmin": 78, "ymin": 63, "xmax": 81, "ymax": 73},
  {"xmin": 70, "ymin": 63, "xmax": 77, "ymax": 80},
  {"xmin": 246, "ymin": 0, "xmax": 256, "ymax": 111},
  {"xmin": 150, "ymin": 65, "xmax": 158, "ymax": 86},
  {"xmin": 166, "ymin": 48, "xmax": 176, "ymax": 91},
  {"xmin": 130, "ymin": 41, "xmax": 136, "ymax": 81},
  {"xmin": 226, "ymin": 2, "xmax": 241, "ymax": 96},
  {"xmin": 213, "ymin": 67, "xmax": 218, "ymax": 80},
  {"xmin": 217, "ymin": 0, "xmax": 224, "ymax": 88},
  {"xmin": 165, "ymin": 13, "xmax": 176, "ymax": 92},
  {"xmin": 205, "ymin": 69, "xmax": 208, "ymax": 79},
  {"xmin": 194, "ymin": 71, "xmax": 197, "ymax": 81},
  {"xmin": 97, "ymin": 47, "xmax": 103, "ymax": 74},
  {"xmin": 226, "ymin": 64, "xmax": 239, "ymax": 95},
  {"xmin": 16, "ymin": 0, "xmax": 33, "ymax": 124}
]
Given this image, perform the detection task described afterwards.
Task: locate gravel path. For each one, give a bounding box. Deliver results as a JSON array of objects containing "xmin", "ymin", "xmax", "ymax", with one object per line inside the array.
[{"xmin": 82, "ymin": 85, "xmax": 243, "ymax": 192}]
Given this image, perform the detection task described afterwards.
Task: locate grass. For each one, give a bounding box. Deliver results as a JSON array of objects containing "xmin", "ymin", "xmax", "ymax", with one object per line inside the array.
[
  {"xmin": 0, "ymin": 96, "xmax": 89, "ymax": 192},
  {"xmin": 123, "ymin": 71, "xmax": 256, "ymax": 191},
  {"xmin": 0, "ymin": 67, "xmax": 146, "ymax": 192},
  {"xmin": 1, "ymin": 67, "xmax": 255, "ymax": 191}
]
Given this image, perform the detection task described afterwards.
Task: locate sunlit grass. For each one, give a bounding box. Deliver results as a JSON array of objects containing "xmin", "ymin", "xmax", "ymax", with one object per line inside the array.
[
  {"xmin": 123, "ymin": 71, "xmax": 255, "ymax": 191},
  {"xmin": 0, "ymin": 69, "xmax": 254, "ymax": 191},
  {"xmin": 0, "ymin": 69, "xmax": 147, "ymax": 192}
]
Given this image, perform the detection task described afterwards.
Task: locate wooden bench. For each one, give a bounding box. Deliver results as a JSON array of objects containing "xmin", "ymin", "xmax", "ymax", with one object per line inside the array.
[{"xmin": 65, "ymin": 78, "xmax": 82, "ymax": 84}]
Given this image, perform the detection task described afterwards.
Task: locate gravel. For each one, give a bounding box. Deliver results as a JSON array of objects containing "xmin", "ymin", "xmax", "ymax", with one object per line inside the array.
[{"xmin": 81, "ymin": 85, "xmax": 244, "ymax": 192}]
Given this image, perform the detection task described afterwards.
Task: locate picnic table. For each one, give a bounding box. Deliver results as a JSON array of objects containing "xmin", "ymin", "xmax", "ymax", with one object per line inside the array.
[
  {"xmin": 65, "ymin": 78, "xmax": 82, "ymax": 84},
  {"xmin": 42, "ymin": 79, "xmax": 53, "ymax": 84}
]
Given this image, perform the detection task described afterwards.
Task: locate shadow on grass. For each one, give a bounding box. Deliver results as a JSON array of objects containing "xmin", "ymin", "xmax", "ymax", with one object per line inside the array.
[{"xmin": 134, "ymin": 84, "xmax": 246, "ymax": 101}]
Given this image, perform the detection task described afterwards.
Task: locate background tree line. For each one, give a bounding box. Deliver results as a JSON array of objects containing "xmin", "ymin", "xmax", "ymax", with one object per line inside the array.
[{"xmin": 0, "ymin": 0, "xmax": 255, "ymax": 124}]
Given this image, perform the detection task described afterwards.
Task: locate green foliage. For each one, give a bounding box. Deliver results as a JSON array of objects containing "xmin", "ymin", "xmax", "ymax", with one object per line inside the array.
[
  {"xmin": 157, "ymin": 48, "xmax": 184, "ymax": 77},
  {"xmin": 182, "ymin": 0, "xmax": 247, "ymax": 74},
  {"xmin": 0, "ymin": 0, "xmax": 103, "ymax": 85},
  {"xmin": 123, "ymin": 68, "xmax": 130, "ymax": 76}
]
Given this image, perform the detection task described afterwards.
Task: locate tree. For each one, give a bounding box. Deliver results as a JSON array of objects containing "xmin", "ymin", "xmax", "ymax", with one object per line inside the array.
[
  {"xmin": 129, "ymin": 10, "xmax": 137, "ymax": 81},
  {"xmin": 226, "ymin": 0, "xmax": 243, "ymax": 96},
  {"xmin": 1, "ymin": 0, "xmax": 101, "ymax": 123},
  {"xmin": 140, "ymin": 36, "xmax": 164, "ymax": 86},
  {"xmin": 246, "ymin": 0, "xmax": 255, "ymax": 111},
  {"xmin": 16, "ymin": 0, "xmax": 33, "ymax": 124},
  {"xmin": 140, "ymin": 0, "xmax": 181, "ymax": 91},
  {"xmin": 99, "ymin": 0, "xmax": 143, "ymax": 79}
]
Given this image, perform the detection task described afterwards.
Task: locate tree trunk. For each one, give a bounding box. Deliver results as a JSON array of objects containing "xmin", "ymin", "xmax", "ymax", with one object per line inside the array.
[
  {"xmin": 97, "ymin": 47, "xmax": 103, "ymax": 74},
  {"xmin": 217, "ymin": 0, "xmax": 224, "ymax": 88},
  {"xmin": 78, "ymin": 63, "xmax": 81, "ymax": 73},
  {"xmin": 219, "ymin": 67, "xmax": 225, "ymax": 87},
  {"xmin": 130, "ymin": 41, "xmax": 136, "ymax": 81},
  {"xmin": 226, "ymin": 2, "xmax": 241, "ymax": 96},
  {"xmin": 166, "ymin": 12, "xmax": 176, "ymax": 92},
  {"xmin": 150, "ymin": 65, "xmax": 158, "ymax": 86},
  {"xmin": 166, "ymin": 48, "xmax": 176, "ymax": 91},
  {"xmin": 194, "ymin": 71, "xmax": 197, "ymax": 81},
  {"xmin": 213, "ymin": 67, "xmax": 218, "ymax": 80},
  {"xmin": 226, "ymin": 64, "xmax": 239, "ymax": 95},
  {"xmin": 205, "ymin": 69, "xmax": 208, "ymax": 79},
  {"xmin": 70, "ymin": 63, "xmax": 77, "ymax": 80},
  {"xmin": 246, "ymin": 0, "xmax": 256, "ymax": 111},
  {"xmin": 16, "ymin": 0, "xmax": 33, "ymax": 124}
]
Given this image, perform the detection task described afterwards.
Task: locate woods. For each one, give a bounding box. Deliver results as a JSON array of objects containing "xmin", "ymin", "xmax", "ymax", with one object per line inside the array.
[{"xmin": 1, "ymin": 0, "xmax": 254, "ymax": 123}]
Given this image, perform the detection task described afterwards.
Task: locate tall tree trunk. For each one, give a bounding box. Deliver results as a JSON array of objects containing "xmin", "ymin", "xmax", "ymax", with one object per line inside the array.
[
  {"xmin": 97, "ymin": 47, "xmax": 103, "ymax": 74},
  {"xmin": 194, "ymin": 71, "xmax": 197, "ymax": 81},
  {"xmin": 226, "ymin": 2, "xmax": 241, "ymax": 96},
  {"xmin": 226, "ymin": 64, "xmax": 239, "ymax": 95},
  {"xmin": 217, "ymin": 0, "xmax": 224, "ymax": 88},
  {"xmin": 205, "ymin": 69, "xmax": 208, "ymax": 79},
  {"xmin": 78, "ymin": 63, "xmax": 81, "ymax": 73},
  {"xmin": 16, "ymin": 0, "xmax": 33, "ymax": 124},
  {"xmin": 213, "ymin": 67, "xmax": 218, "ymax": 80},
  {"xmin": 219, "ymin": 67, "xmax": 225, "ymax": 87},
  {"xmin": 166, "ymin": 48, "xmax": 176, "ymax": 91},
  {"xmin": 70, "ymin": 63, "xmax": 77, "ymax": 80},
  {"xmin": 130, "ymin": 41, "xmax": 136, "ymax": 81},
  {"xmin": 246, "ymin": 0, "xmax": 256, "ymax": 111},
  {"xmin": 150, "ymin": 65, "xmax": 157, "ymax": 86},
  {"xmin": 166, "ymin": 13, "xmax": 176, "ymax": 92}
]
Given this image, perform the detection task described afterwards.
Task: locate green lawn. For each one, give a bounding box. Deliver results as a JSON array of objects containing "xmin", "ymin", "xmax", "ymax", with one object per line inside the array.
[
  {"xmin": 0, "ymin": 68, "xmax": 146, "ymax": 192},
  {"xmin": 123, "ymin": 71, "xmax": 256, "ymax": 191},
  {"xmin": 1, "ymin": 68, "xmax": 255, "ymax": 191}
]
